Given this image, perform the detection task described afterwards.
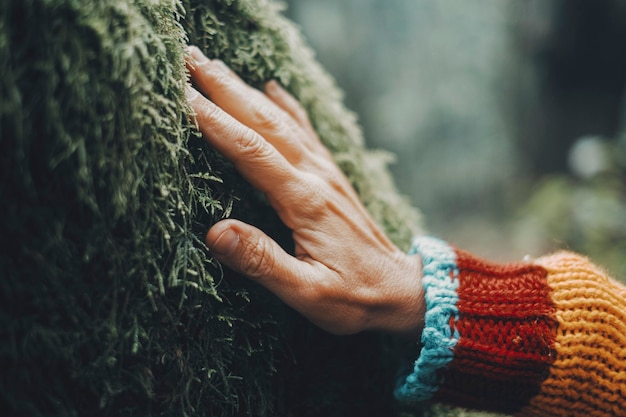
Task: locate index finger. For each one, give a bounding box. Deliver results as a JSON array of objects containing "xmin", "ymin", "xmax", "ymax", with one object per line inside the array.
[
  {"xmin": 186, "ymin": 85, "xmax": 303, "ymax": 202},
  {"xmin": 186, "ymin": 48, "xmax": 308, "ymax": 164}
]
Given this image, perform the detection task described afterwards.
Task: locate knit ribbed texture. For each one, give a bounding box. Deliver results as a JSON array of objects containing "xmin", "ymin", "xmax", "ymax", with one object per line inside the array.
[
  {"xmin": 433, "ymin": 250, "xmax": 557, "ymax": 414},
  {"xmin": 395, "ymin": 236, "xmax": 459, "ymax": 402},
  {"xmin": 397, "ymin": 237, "xmax": 626, "ymax": 415},
  {"xmin": 519, "ymin": 252, "xmax": 626, "ymax": 417}
]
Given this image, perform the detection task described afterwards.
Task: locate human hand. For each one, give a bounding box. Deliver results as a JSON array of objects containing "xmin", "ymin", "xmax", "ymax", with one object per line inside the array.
[{"xmin": 185, "ymin": 46, "xmax": 424, "ymax": 336}]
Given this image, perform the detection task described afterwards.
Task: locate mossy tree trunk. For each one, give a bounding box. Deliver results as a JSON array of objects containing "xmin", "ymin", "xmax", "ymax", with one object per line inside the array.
[{"xmin": 1, "ymin": 1, "xmax": 495, "ymax": 416}]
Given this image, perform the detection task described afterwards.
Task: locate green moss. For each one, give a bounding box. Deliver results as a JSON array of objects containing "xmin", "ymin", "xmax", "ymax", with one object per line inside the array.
[{"xmin": 1, "ymin": 0, "xmax": 428, "ymax": 416}]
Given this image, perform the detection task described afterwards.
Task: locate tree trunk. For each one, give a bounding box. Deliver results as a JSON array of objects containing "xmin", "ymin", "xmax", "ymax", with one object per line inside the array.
[{"xmin": 1, "ymin": 0, "xmax": 430, "ymax": 416}]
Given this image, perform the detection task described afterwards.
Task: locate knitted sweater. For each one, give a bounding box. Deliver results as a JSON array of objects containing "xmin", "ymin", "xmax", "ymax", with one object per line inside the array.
[{"xmin": 395, "ymin": 237, "xmax": 626, "ymax": 416}]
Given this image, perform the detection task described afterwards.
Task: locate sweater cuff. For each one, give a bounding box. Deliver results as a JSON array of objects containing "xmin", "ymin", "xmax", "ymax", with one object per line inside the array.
[
  {"xmin": 395, "ymin": 236, "xmax": 558, "ymax": 414},
  {"xmin": 394, "ymin": 236, "xmax": 460, "ymax": 402}
]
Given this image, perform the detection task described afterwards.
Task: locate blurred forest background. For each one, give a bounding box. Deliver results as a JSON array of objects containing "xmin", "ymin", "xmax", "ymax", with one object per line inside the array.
[{"xmin": 284, "ymin": 0, "xmax": 626, "ymax": 279}]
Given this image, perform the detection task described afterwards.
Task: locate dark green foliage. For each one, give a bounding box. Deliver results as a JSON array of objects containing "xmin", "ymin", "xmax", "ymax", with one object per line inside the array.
[{"xmin": 1, "ymin": 0, "xmax": 422, "ymax": 416}]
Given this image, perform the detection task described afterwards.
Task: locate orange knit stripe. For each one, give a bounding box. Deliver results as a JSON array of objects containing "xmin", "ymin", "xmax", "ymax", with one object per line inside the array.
[{"xmin": 518, "ymin": 252, "xmax": 626, "ymax": 417}]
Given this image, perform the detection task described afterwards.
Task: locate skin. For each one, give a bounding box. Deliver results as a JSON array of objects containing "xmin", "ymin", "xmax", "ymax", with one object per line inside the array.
[{"xmin": 185, "ymin": 46, "xmax": 424, "ymax": 337}]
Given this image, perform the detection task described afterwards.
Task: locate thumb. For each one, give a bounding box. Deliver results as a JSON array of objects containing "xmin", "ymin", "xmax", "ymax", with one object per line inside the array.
[{"xmin": 206, "ymin": 219, "xmax": 310, "ymax": 299}]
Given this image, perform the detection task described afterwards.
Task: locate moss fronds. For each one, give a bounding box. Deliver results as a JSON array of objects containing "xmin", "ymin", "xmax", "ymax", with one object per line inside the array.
[{"xmin": 1, "ymin": 1, "xmax": 422, "ymax": 416}]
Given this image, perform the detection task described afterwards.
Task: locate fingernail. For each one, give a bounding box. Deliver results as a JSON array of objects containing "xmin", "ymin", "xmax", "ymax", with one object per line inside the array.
[
  {"xmin": 185, "ymin": 84, "xmax": 199, "ymax": 100},
  {"xmin": 210, "ymin": 228, "xmax": 239, "ymax": 257},
  {"xmin": 265, "ymin": 80, "xmax": 279, "ymax": 93},
  {"xmin": 189, "ymin": 46, "xmax": 209, "ymax": 64}
]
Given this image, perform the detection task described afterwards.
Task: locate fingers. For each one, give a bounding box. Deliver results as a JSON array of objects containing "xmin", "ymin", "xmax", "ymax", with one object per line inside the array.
[
  {"xmin": 264, "ymin": 80, "xmax": 330, "ymax": 158},
  {"xmin": 186, "ymin": 84, "xmax": 302, "ymax": 199},
  {"xmin": 264, "ymin": 81, "xmax": 314, "ymax": 135},
  {"xmin": 207, "ymin": 219, "xmax": 317, "ymax": 306},
  {"xmin": 187, "ymin": 46, "xmax": 306, "ymax": 164}
]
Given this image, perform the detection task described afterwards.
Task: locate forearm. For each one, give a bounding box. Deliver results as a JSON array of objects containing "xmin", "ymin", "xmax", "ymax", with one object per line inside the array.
[{"xmin": 396, "ymin": 236, "xmax": 626, "ymax": 416}]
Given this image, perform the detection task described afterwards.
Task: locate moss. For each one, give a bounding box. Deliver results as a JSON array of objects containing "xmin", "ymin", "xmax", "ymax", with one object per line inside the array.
[{"xmin": 0, "ymin": 0, "xmax": 428, "ymax": 416}]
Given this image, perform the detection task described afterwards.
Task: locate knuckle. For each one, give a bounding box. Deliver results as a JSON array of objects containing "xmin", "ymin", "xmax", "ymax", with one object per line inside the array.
[
  {"xmin": 242, "ymin": 236, "xmax": 273, "ymax": 278},
  {"xmin": 235, "ymin": 129, "xmax": 269, "ymax": 159},
  {"xmin": 290, "ymin": 178, "xmax": 330, "ymax": 218},
  {"xmin": 252, "ymin": 105, "xmax": 283, "ymax": 132}
]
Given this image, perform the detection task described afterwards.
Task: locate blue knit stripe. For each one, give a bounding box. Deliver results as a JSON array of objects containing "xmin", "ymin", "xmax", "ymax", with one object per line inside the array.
[{"xmin": 394, "ymin": 236, "xmax": 460, "ymax": 403}]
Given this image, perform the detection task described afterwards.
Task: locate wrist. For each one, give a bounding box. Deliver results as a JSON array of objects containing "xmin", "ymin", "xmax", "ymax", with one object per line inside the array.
[{"xmin": 365, "ymin": 249, "xmax": 425, "ymax": 338}]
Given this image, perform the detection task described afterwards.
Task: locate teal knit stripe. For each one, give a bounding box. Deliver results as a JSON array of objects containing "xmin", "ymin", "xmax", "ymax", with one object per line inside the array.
[{"xmin": 395, "ymin": 236, "xmax": 460, "ymax": 403}]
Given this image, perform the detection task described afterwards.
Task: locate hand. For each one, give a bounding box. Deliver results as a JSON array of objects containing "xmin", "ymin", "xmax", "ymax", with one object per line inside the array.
[{"xmin": 185, "ymin": 46, "xmax": 424, "ymax": 336}]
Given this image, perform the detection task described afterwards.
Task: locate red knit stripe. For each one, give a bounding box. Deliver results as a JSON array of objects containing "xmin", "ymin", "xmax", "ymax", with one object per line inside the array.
[
  {"xmin": 455, "ymin": 319, "xmax": 555, "ymax": 360},
  {"xmin": 434, "ymin": 250, "xmax": 558, "ymax": 414}
]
